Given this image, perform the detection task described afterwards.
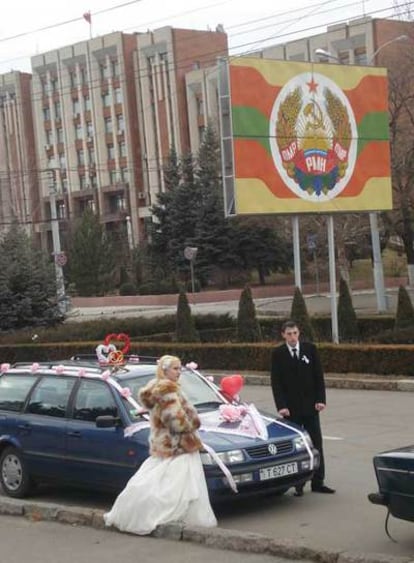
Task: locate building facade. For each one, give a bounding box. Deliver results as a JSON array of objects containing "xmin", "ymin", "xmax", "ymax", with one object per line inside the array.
[{"xmin": 0, "ymin": 71, "xmax": 39, "ymax": 240}]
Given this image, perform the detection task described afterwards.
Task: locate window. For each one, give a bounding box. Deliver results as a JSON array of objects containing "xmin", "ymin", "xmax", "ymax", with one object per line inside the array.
[
  {"xmin": 43, "ymin": 107, "xmax": 51, "ymax": 121},
  {"xmin": 196, "ymin": 98, "xmax": 204, "ymax": 116},
  {"xmin": 339, "ymin": 50, "xmax": 350, "ymax": 65},
  {"xmin": 26, "ymin": 377, "xmax": 75, "ymax": 418},
  {"xmin": 79, "ymin": 175, "xmax": 88, "ymax": 189},
  {"xmin": 51, "ymin": 77, "xmax": 58, "ymax": 92},
  {"xmin": 41, "ymin": 79, "xmax": 49, "ymax": 97},
  {"xmin": 114, "ymin": 87, "xmax": 123, "ymax": 104},
  {"xmin": 77, "ymin": 149, "xmax": 85, "ymax": 166},
  {"xmin": 86, "ymin": 122, "xmax": 93, "ymax": 137},
  {"xmin": 72, "ymin": 380, "xmax": 118, "ymax": 422},
  {"xmin": 84, "ymin": 96, "xmax": 91, "ymax": 111},
  {"xmin": 80, "ymin": 67, "xmax": 87, "ymax": 85},
  {"xmin": 116, "ymin": 114, "xmax": 125, "ymax": 132},
  {"xmin": 45, "ymin": 129, "xmax": 53, "ymax": 145},
  {"xmin": 88, "ymin": 147, "xmax": 95, "ymax": 164},
  {"xmin": 56, "ymin": 128, "xmax": 63, "ymax": 143},
  {"xmin": 111, "ymin": 59, "xmax": 120, "ymax": 77},
  {"xmin": 59, "ymin": 152, "xmax": 66, "ymax": 169},
  {"xmin": 110, "ymin": 170, "xmax": 118, "ymax": 184},
  {"xmin": 69, "ymin": 69, "xmax": 77, "ymax": 88},
  {"xmin": 0, "ymin": 374, "xmax": 36, "ymax": 412},
  {"xmin": 102, "ymin": 92, "xmax": 112, "ymax": 107},
  {"xmin": 75, "ymin": 123, "xmax": 83, "ymax": 140},
  {"xmin": 120, "ymin": 166, "xmax": 129, "ymax": 183},
  {"xmin": 72, "ymin": 99, "xmax": 80, "ymax": 115},
  {"xmin": 119, "ymin": 141, "xmax": 127, "ymax": 158},
  {"xmin": 354, "ymin": 47, "xmax": 367, "ymax": 65},
  {"xmin": 107, "ymin": 144, "xmax": 115, "ymax": 160},
  {"xmin": 57, "ymin": 202, "xmax": 66, "ymax": 219},
  {"xmin": 104, "ymin": 117, "xmax": 113, "ymax": 134},
  {"xmin": 100, "ymin": 63, "xmax": 110, "ymax": 80},
  {"xmin": 109, "ymin": 194, "xmax": 126, "ymax": 212},
  {"xmin": 54, "ymin": 101, "xmax": 61, "ymax": 120}
]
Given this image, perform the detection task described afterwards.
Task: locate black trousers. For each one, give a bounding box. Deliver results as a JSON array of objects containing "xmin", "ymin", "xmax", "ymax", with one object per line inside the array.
[{"xmin": 288, "ymin": 413, "xmax": 325, "ymax": 486}]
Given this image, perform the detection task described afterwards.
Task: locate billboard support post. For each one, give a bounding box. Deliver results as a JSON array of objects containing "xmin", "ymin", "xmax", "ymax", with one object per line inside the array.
[
  {"xmin": 327, "ymin": 216, "xmax": 339, "ymax": 343},
  {"xmin": 292, "ymin": 216, "xmax": 302, "ymax": 290}
]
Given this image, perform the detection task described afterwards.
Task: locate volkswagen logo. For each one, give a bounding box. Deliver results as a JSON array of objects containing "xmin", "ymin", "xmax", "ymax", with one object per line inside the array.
[{"xmin": 268, "ymin": 443, "xmax": 278, "ymax": 455}]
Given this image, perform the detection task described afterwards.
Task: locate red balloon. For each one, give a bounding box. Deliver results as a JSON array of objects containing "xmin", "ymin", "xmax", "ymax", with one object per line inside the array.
[{"xmin": 220, "ymin": 374, "xmax": 244, "ymax": 398}]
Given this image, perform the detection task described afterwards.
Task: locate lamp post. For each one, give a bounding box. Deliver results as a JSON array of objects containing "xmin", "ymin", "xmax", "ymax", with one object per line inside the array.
[
  {"xmin": 314, "ymin": 35, "xmax": 408, "ymax": 313},
  {"xmin": 47, "ymin": 161, "xmax": 67, "ymax": 314}
]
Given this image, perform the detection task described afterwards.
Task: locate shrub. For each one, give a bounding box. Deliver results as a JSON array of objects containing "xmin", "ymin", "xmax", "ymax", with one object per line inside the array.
[
  {"xmin": 290, "ymin": 286, "xmax": 315, "ymax": 341},
  {"xmin": 337, "ymin": 277, "xmax": 359, "ymax": 342},
  {"xmin": 175, "ymin": 290, "xmax": 200, "ymax": 342},
  {"xmin": 394, "ymin": 285, "xmax": 414, "ymax": 330},
  {"xmin": 236, "ymin": 284, "xmax": 262, "ymax": 342},
  {"xmin": 119, "ymin": 282, "xmax": 138, "ymax": 296}
]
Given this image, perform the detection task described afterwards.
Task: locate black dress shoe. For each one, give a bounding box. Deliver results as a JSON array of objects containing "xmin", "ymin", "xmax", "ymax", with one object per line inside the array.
[
  {"xmin": 311, "ymin": 484, "xmax": 335, "ymax": 494},
  {"xmin": 294, "ymin": 486, "xmax": 304, "ymax": 497}
]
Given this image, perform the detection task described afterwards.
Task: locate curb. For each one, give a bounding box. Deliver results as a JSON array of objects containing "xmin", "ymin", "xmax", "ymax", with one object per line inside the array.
[
  {"xmin": 205, "ymin": 372, "xmax": 414, "ymax": 392},
  {"xmin": 0, "ymin": 498, "xmax": 412, "ymax": 563}
]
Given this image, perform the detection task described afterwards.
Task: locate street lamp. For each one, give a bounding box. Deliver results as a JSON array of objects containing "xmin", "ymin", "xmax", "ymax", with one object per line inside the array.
[
  {"xmin": 314, "ymin": 35, "xmax": 409, "ymax": 313},
  {"xmin": 184, "ymin": 246, "xmax": 198, "ymax": 293},
  {"xmin": 47, "ymin": 160, "xmax": 67, "ymax": 314}
]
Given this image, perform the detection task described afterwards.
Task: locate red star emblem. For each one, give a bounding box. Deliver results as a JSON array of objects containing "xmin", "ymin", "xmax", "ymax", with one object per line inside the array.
[{"xmin": 306, "ymin": 77, "xmax": 318, "ymax": 93}]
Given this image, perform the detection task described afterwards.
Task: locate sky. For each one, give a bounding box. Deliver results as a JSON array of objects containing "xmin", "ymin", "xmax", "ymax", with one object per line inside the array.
[{"xmin": 0, "ymin": 0, "xmax": 404, "ymax": 74}]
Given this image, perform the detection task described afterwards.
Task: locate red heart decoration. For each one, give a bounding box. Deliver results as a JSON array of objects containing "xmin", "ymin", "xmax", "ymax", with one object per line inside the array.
[
  {"xmin": 103, "ymin": 333, "xmax": 130, "ymax": 355},
  {"xmin": 220, "ymin": 374, "xmax": 244, "ymax": 399}
]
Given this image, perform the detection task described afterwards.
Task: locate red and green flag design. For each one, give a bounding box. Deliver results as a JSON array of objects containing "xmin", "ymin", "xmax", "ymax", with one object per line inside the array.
[{"xmin": 228, "ymin": 57, "xmax": 392, "ymax": 214}]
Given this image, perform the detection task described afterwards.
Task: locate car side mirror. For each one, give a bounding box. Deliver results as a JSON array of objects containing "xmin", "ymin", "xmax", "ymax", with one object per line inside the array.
[{"xmin": 95, "ymin": 415, "xmax": 121, "ymax": 428}]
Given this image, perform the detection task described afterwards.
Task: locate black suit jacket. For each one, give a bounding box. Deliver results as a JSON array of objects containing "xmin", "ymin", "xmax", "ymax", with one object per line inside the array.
[{"xmin": 270, "ymin": 341, "xmax": 326, "ymax": 417}]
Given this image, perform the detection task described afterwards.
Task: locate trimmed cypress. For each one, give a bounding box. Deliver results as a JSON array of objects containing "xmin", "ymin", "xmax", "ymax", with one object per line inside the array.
[
  {"xmin": 394, "ymin": 285, "xmax": 414, "ymax": 330},
  {"xmin": 175, "ymin": 289, "xmax": 200, "ymax": 342},
  {"xmin": 337, "ymin": 277, "xmax": 360, "ymax": 342},
  {"xmin": 236, "ymin": 284, "xmax": 262, "ymax": 342},
  {"xmin": 290, "ymin": 286, "xmax": 315, "ymax": 342}
]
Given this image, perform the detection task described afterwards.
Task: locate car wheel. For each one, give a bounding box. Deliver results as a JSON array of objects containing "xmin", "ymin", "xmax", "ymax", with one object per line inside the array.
[{"xmin": 0, "ymin": 446, "xmax": 32, "ymax": 498}]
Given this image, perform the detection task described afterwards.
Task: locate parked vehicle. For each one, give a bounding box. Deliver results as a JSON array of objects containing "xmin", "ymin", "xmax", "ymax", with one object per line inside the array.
[
  {"xmin": 368, "ymin": 445, "xmax": 414, "ymax": 537},
  {"xmin": 0, "ymin": 360, "xmax": 319, "ymax": 501}
]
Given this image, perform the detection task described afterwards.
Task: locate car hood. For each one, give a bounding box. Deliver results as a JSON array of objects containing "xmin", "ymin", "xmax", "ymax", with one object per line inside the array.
[
  {"xmin": 377, "ymin": 445, "xmax": 414, "ymax": 459},
  {"xmin": 126, "ymin": 407, "xmax": 301, "ymax": 450}
]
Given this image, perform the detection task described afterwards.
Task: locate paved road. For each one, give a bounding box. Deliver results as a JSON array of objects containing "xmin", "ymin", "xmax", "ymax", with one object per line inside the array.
[
  {"xmin": 3, "ymin": 386, "xmax": 413, "ymax": 560},
  {"xmin": 0, "ymin": 516, "xmax": 313, "ymax": 563},
  {"xmin": 66, "ymin": 286, "xmax": 404, "ymax": 322}
]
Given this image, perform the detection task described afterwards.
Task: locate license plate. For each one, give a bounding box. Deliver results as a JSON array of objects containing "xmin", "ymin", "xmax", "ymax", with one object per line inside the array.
[{"xmin": 259, "ymin": 462, "xmax": 298, "ymax": 481}]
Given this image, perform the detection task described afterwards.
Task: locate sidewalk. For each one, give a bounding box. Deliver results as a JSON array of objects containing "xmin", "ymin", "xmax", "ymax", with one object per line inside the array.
[
  {"xmin": 205, "ymin": 371, "xmax": 414, "ymax": 393},
  {"xmin": 0, "ymin": 497, "xmax": 411, "ymax": 563}
]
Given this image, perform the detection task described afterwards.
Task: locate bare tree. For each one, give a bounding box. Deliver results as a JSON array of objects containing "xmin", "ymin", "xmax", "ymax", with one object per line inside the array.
[{"xmin": 386, "ymin": 48, "xmax": 414, "ymax": 285}]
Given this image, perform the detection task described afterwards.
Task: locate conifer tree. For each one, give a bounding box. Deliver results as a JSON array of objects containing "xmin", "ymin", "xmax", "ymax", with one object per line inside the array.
[
  {"xmin": 0, "ymin": 222, "xmax": 60, "ymax": 330},
  {"xmin": 175, "ymin": 289, "xmax": 199, "ymax": 342},
  {"xmin": 394, "ymin": 285, "xmax": 414, "ymax": 329},
  {"xmin": 236, "ymin": 284, "xmax": 262, "ymax": 342},
  {"xmin": 290, "ymin": 286, "xmax": 315, "ymax": 341},
  {"xmin": 337, "ymin": 277, "xmax": 359, "ymax": 342}
]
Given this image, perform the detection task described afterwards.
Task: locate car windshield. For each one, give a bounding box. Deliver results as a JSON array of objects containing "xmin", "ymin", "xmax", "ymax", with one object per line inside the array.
[{"xmin": 118, "ymin": 368, "xmax": 224, "ymax": 421}]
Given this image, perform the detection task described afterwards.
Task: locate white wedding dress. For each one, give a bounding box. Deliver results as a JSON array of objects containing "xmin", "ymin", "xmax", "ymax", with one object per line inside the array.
[{"xmin": 104, "ymin": 451, "xmax": 217, "ymax": 535}]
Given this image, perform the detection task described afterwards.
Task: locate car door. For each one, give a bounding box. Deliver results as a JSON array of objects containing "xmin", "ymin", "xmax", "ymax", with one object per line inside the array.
[
  {"xmin": 19, "ymin": 375, "xmax": 76, "ymax": 480},
  {"xmin": 65, "ymin": 379, "xmax": 141, "ymax": 491}
]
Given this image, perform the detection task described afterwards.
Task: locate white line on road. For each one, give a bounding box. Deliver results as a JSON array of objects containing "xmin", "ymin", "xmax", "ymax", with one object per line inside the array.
[{"xmin": 323, "ymin": 435, "xmax": 344, "ymax": 441}]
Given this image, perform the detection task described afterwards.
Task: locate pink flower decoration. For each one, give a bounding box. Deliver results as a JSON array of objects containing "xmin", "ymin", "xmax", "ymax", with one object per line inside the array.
[
  {"xmin": 186, "ymin": 361, "xmax": 198, "ymax": 370},
  {"xmin": 219, "ymin": 404, "xmax": 244, "ymax": 423},
  {"xmin": 78, "ymin": 368, "xmax": 86, "ymax": 378},
  {"xmin": 121, "ymin": 387, "xmax": 131, "ymax": 399},
  {"xmin": 31, "ymin": 363, "xmax": 40, "ymax": 373},
  {"xmin": 0, "ymin": 363, "xmax": 10, "ymax": 373},
  {"xmin": 101, "ymin": 370, "xmax": 111, "ymax": 381},
  {"xmin": 54, "ymin": 365, "xmax": 65, "ymax": 374},
  {"xmin": 206, "ymin": 375, "xmax": 214, "ymax": 382}
]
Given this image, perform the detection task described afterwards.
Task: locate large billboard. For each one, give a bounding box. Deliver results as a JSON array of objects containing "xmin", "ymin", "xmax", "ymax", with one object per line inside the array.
[{"xmin": 219, "ymin": 57, "xmax": 392, "ymax": 216}]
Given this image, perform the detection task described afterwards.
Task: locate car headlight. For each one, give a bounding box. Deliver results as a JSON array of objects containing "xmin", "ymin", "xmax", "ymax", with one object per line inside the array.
[
  {"xmin": 200, "ymin": 449, "xmax": 245, "ymax": 465},
  {"xmin": 293, "ymin": 432, "xmax": 313, "ymax": 451}
]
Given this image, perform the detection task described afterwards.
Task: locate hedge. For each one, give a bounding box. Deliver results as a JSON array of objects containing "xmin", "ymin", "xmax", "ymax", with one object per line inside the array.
[{"xmin": 2, "ymin": 341, "xmax": 414, "ymax": 377}]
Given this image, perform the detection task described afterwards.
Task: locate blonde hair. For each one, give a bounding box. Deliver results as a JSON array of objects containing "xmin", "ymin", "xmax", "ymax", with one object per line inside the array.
[{"xmin": 156, "ymin": 355, "xmax": 181, "ymax": 379}]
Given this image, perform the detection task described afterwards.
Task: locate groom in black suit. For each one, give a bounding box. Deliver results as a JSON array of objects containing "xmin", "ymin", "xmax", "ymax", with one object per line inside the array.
[{"xmin": 270, "ymin": 319, "xmax": 335, "ymax": 495}]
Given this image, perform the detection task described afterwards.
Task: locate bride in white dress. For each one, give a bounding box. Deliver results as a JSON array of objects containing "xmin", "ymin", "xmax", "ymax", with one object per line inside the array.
[{"xmin": 104, "ymin": 354, "xmax": 217, "ymax": 535}]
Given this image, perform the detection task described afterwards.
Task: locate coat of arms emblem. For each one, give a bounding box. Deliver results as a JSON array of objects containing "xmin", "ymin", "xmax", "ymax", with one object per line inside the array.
[{"xmin": 269, "ymin": 72, "xmax": 358, "ymax": 202}]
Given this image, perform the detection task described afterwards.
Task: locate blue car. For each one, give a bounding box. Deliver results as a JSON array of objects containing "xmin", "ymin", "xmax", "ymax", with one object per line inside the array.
[{"xmin": 0, "ymin": 361, "xmax": 319, "ymax": 501}]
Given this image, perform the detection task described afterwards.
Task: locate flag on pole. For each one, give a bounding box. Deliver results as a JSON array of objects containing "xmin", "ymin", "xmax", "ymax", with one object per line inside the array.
[{"xmin": 83, "ymin": 11, "xmax": 91, "ymax": 24}]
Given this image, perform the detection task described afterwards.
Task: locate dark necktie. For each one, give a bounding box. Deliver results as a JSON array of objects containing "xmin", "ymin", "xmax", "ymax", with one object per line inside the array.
[{"xmin": 292, "ymin": 347, "xmax": 298, "ymax": 360}]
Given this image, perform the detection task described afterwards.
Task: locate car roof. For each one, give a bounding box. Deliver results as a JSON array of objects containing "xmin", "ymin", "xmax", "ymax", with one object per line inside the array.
[{"xmin": 8, "ymin": 360, "xmax": 160, "ymax": 382}]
